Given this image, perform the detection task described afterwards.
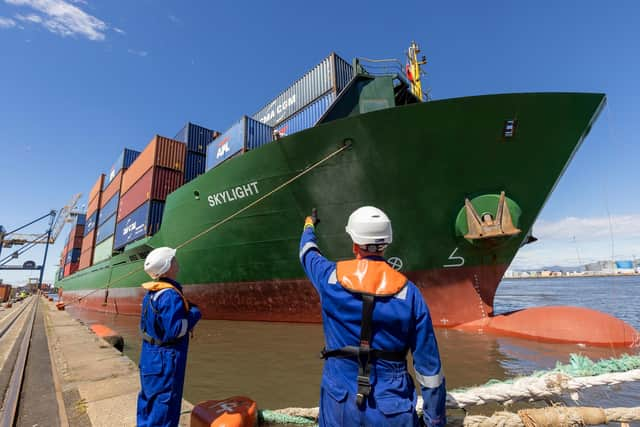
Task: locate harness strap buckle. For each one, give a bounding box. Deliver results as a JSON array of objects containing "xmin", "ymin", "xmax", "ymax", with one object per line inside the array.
[{"xmin": 356, "ymin": 375, "xmax": 371, "ymax": 407}]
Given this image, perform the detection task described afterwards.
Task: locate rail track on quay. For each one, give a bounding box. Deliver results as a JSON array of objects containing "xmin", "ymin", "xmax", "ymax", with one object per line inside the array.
[
  {"xmin": 0, "ymin": 296, "xmax": 38, "ymax": 426},
  {"xmin": 0, "ymin": 296, "xmax": 62, "ymax": 426}
]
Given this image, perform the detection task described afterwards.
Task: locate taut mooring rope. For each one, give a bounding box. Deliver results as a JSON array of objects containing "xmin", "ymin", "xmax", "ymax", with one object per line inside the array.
[{"xmin": 64, "ymin": 141, "xmax": 352, "ymax": 306}]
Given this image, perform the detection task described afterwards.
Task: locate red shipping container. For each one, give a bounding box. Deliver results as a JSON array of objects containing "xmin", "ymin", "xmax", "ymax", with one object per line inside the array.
[
  {"xmin": 64, "ymin": 224, "xmax": 85, "ymax": 253},
  {"xmin": 66, "ymin": 235, "xmax": 83, "ymax": 253},
  {"xmin": 78, "ymin": 248, "xmax": 93, "ymax": 270},
  {"xmin": 121, "ymin": 136, "xmax": 186, "ymax": 194},
  {"xmin": 63, "ymin": 262, "xmax": 79, "ymax": 277},
  {"xmin": 101, "ymin": 170, "xmax": 122, "ymax": 208},
  {"xmin": 73, "ymin": 224, "xmax": 85, "ymax": 238},
  {"xmin": 118, "ymin": 167, "xmax": 183, "ymax": 221},
  {"xmin": 88, "ymin": 174, "xmax": 105, "ymax": 205}
]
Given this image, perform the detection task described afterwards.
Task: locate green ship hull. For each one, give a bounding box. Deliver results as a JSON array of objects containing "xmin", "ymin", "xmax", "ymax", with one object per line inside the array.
[{"xmin": 57, "ymin": 91, "xmax": 609, "ymax": 333}]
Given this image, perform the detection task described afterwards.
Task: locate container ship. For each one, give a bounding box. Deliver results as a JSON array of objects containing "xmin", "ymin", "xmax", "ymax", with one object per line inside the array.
[{"xmin": 55, "ymin": 43, "xmax": 639, "ymax": 346}]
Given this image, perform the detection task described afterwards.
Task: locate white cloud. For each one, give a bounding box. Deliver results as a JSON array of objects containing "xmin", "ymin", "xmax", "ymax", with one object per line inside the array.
[
  {"xmin": 15, "ymin": 13, "xmax": 42, "ymax": 23},
  {"xmin": 127, "ymin": 48, "xmax": 148, "ymax": 57},
  {"xmin": 534, "ymin": 214, "xmax": 640, "ymax": 241},
  {"xmin": 0, "ymin": 16, "xmax": 17, "ymax": 28},
  {"xmin": 510, "ymin": 214, "xmax": 640, "ymax": 269},
  {"xmin": 168, "ymin": 14, "xmax": 181, "ymax": 24},
  {"xmin": 113, "ymin": 26, "xmax": 124, "ymax": 35},
  {"xmin": 4, "ymin": 0, "xmax": 107, "ymax": 40}
]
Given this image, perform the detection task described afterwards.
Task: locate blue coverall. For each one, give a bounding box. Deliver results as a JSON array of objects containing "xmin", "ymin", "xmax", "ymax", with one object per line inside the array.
[
  {"xmin": 300, "ymin": 227, "xmax": 447, "ymax": 427},
  {"xmin": 137, "ymin": 277, "xmax": 202, "ymax": 427}
]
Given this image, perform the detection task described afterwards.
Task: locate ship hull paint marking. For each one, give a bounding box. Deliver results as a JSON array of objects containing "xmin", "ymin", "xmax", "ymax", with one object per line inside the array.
[
  {"xmin": 207, "ymin": 181, "xmax": 260, "ymax": 207},
  {"xmin": 444, "ymin": 247, "xmax": 465, "ymax": 268}
]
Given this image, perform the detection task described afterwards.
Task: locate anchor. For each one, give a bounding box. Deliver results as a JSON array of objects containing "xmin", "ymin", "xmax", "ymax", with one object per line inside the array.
[{"xmin": 463, "ymin": 191, "xmax": 521, "ymax": 240}]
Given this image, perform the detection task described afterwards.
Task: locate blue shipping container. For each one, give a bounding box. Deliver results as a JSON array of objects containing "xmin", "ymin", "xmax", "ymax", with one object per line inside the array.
[
  {"xmin": 174, "ymin": 123, "xmax": 217, "ymax": 154},
  {"xmin": 113, "ymin": 200, "xmax": 164, "ymax": 250},
  {"xmin": 65, "ymin": 248, "xmax": 81, "ymax": 264},
  {"xmin": 253, "ymin": 53, "xmax": 353, "ymax": 127},
  {"xmin": 98, "ymin": 192, "xmax": 119, "ymax": 226},
  {"xmin": 184, "ymin": 152, "xmax": 206, "ymax": 183},
  {"xmin": 105, "ymin": 148, "xmax": 141, "ymax": 187},
  {"xmin": 206, "ymin": 116, "xmax": 272, "ymax": 171},
  {"xmin": 74, "ymin": 213, "xmax": 86, "ymax": 227},
  {"xmin": 95, "ymin": 213, "xmax": 116, "ymax": 244},
  {"xmin": 84, "ymin": 211, "xmax": 98, "ymax": 236},
  {"xmin": 275, "ymin": 92, "xmax": 336, "ymax": 137}
]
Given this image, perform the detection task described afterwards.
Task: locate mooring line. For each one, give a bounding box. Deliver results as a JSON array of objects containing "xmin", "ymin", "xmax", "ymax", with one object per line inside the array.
[{"xmin": 66, "ymin": 141, "xmax": 351, "ymax": 306}]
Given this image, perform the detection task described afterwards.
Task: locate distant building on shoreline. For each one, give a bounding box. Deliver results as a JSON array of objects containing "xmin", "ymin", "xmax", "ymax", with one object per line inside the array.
[{"xmin": 506, "ymin": 258, "xmax": 639, "ymax": 278}]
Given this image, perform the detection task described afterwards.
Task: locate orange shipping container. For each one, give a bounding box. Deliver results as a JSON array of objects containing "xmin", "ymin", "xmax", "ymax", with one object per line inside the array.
[
  {"xmin": 78, "ymin": 248, "xmax": 93, "ymax": 270},
  {"xmin": 88, "ymin": 174, "xmax": 105, "ymax": 205},
  {"xmin": 121, "ymin": 136, "xmax": 186, "ymax": 194},
  {"xmin": 80, "ymin": 229, "xmax": 96, "ymax": 252},
  {"xmin": 87, "ymin": 194, "xmax": 101, "ymax": 218},
  {"xmin": 101, "ymin": 170, "xmax": 122, "ymax": 208},
  {"xmin": 118, "ymin": 167, "xmax": 183, "ymax": 221}
]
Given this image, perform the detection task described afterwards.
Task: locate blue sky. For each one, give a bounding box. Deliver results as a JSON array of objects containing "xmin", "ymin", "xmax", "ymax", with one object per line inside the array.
[{"xmin": 1, "ymin": 0, "xmax": 639, "ymax": 284}]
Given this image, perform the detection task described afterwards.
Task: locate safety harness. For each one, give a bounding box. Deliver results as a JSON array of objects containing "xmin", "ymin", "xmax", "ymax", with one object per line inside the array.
[
  {"xmin": 140, "ymin": 280, "xmax": 190, "ymax": 347},
  {"xmin": 320, "ymin": 258, "xmax": 408, "ymax": 407}
]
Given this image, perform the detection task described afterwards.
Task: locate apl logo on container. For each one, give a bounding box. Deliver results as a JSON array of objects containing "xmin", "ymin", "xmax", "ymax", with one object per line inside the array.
[{"xmin": 216, "ymin": 137, "xmax": 231, "ymax": 159}]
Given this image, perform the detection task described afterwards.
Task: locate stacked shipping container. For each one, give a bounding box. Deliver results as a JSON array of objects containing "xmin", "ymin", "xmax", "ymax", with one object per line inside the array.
[
  {"xmin": 174, "ymin": 123, "xmax": 217, "ymax": 183},
  {"xmin": 62, "ymin": 214, "xmax": 86, "ymax": 277},
  {"xmin": 253, "ymin": 53, "xmax": 352, "ymax": 128},
  {"xmin": 76, "ymin": 149, "xmax": 141, "ymax": 268},
  {"xmin": 205, "ymin": 53, "xmax": 352, "ymax": 173},
  {"xmin": 79, "ymin": 174, "xmax": 104, "ymax": 269},
  {"xmin": 114, "ymin": 136, "xmax": 186, "ymax": 250},
  {"xmin": 274, "ymin": 92, "xmax": 337, "ymax": 137},
  {"xmin": 105, "ymin": 149, "xmax": 140, "ymax": 188},
  {"xmin": 93, "ymin": 170, "xmax": 121, "ymax": 263},
  {"xmin": 62, "ymin": 53, "xmax": 353, "ymax": 276},
  {"xmin": 206, "ymin": 116, "xmax": 273, "ymax": 171}
]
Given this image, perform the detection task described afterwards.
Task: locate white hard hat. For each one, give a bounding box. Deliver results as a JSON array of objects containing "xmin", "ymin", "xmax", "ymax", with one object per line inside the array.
[
  {"xmin": 144, "ymin": 247, "xmax": 177, "ymax": 279},
  {"xmin": 345, "ymin": 206, "xmax": 393, "ymax": 246}
]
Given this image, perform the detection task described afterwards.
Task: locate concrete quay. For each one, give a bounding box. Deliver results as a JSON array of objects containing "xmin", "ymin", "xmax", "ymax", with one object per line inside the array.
[{"xmin": 43, "ymin": 299, "xmax": 193, "ymax": 426}]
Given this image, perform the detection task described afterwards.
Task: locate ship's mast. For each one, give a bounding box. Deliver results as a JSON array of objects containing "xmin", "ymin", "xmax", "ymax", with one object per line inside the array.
[{"xmin": 407, "ymin": 41, "xmax": 427, "ymax": 101}]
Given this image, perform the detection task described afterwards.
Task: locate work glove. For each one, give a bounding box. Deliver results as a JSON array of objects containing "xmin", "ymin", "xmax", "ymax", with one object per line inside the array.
[{"xmin": 304, "ymin": 208, "xmax": 320, "ymax": 229}]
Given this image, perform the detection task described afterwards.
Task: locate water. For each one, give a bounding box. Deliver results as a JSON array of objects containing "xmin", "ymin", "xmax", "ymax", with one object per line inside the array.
[{"xmin": 67, "ymin": 276, "xmax": 640, "ymax": 412}]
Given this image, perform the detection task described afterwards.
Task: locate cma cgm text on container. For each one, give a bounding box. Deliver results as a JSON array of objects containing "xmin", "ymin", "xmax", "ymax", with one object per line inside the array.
[{"xmin": 252, "ymin": 53, "xmax": 352, "ymax": 127}]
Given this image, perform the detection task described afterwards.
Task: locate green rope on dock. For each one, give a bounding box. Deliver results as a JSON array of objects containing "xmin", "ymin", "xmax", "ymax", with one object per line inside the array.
[
  {"xmin": 451, "ymin": 352, "xmax": 640, "ymax": 393},
  {"xmin": 258, "ymin": 409, "xmax": 317, "ymax": 426},
  {"xmin": 555, "ymin": 353, "xmax": 640, "ymax": 377}
]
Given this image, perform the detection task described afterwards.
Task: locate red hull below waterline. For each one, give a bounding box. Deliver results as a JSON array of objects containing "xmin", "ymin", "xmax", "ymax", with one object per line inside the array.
[
  {"xmin": 61, "ymin": 265, "xmax": 505, "ymax": 325},
  {"xmin": 61, "ymin": 264, "xmax": 640, "ymax": 347}
]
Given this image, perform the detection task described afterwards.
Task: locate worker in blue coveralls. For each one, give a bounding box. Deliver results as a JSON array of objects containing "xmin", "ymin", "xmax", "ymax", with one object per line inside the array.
[
  {"xmin": 137, "ymin": 247, "xmax": 201, "ymax": 427},
  {"xmin": 299, "ymin": 207, "xmax": 446, "ymax": 427}
]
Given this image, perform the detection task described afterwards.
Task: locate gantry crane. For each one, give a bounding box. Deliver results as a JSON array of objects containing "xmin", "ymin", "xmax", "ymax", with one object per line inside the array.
[{"xmin": 0, "ymin": 194, "xmax": 83, "ymax": 286}]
